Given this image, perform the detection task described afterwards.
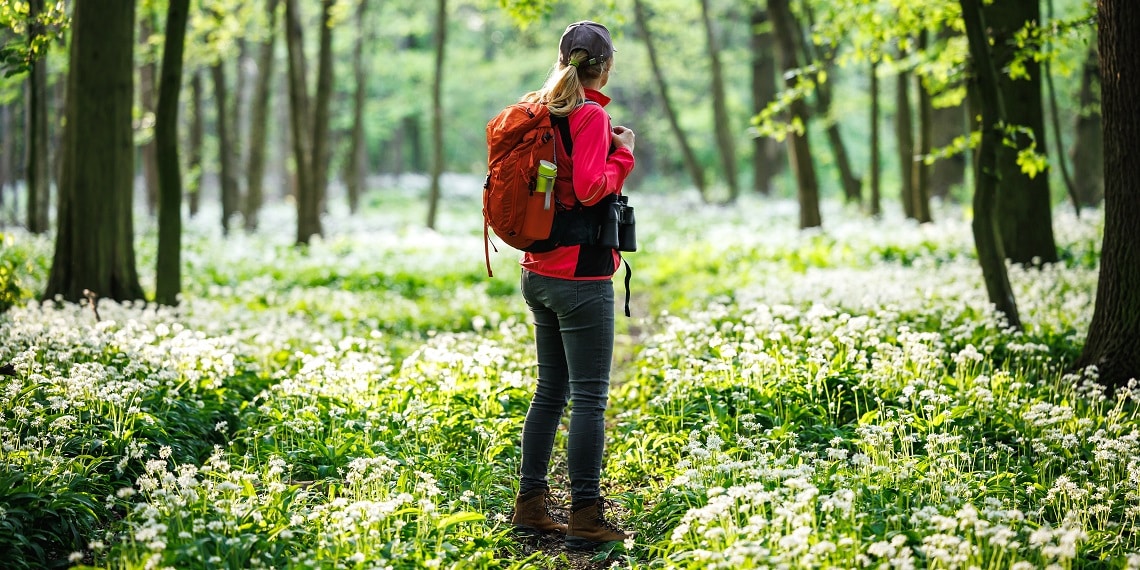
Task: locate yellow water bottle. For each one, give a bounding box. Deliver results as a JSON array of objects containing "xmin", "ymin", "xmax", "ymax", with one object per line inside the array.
[{"xmin": 536, "ymin": 160, "xmax": 556, "ymax": 210}]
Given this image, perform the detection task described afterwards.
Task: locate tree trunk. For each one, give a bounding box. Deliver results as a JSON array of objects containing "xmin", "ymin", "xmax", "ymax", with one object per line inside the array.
[
  {"xmin": 699, "ymin": 0, "xmax": 739, "ymax": 201},
  {"xmin": 792, "ymin": 8, "xmax": 861, "ymax": 204},
  {"xmin": 0, "ymin": 103, "xmax": 9, "ymax": 217},
  {"xmin": 929, "ymin": 102, "xmax": 967, "ymax": 200},
  {"xmin": 1077, "ymin": 0, "xmax": 1140, "ymax": 388},
  {"xmin": 44, "ymin": 0, "xmax": 144, "ymax": 303},
  {"xmin": 750, "ymin": 6, "xmax": 782, "ymax": 196},
  {"xmin": 1071, "ymin": 44, "xmax": 1103, "ymax": 207},
  {"xmin": 405, "ymin": 114, "xmax": 424, "ymax": 173},
  {"xmin": 139, "ymin": 7, "xmax": 160, "ymax": 215},
  {"xmin": 246, "ymin": 0, "xmax": 280, "ymax": 230},
  {"xmin": 345, "ymin": 0, "xmax": 368, "ymax": 215},
  {"xmin": 984, "ymin": 0, "xmax": 1058, "ymax": 265},
  {"xmin": 155, "ymin": 0, "xmax": 190, "ymax": 307},
  {"xmin": 212, "ymin": 63, "xmax": 239, "ymax": 234},
  {"xmin": 426, "ymin": 0, "xmax": 445, "ymax": 229},
  {"xmin": 870, "ymin": 59, "xmax": 882, "ymax": 217},
  {"xmin": 285, "ymin": 0, "xmax": 319, "ymax": 244},
  {"xmin": 26, "ymin": 0, "xmax": 51, "ymax": 234},
  {"xmin": 768, "ymin": 0, "xmax": 820, "ymax": 228},
  {"xmin": 960, "ymin": 0, "xmax": 1021, "ymax": 330},
  {"xmin": 312, "ymin": 0, "xmax": 335, "ymax": 216},
  {"xmin": 913, "ymin": 32, "xmax": 933, "ymax": 223},
  {"xmin": 896, "ymin": 53, "xmax": 916, "ymax": 220},
  {"xmin": 187, "ymin": 72, "xmax": 204, "ymax": 218},
  {"xmin": 633, "ymin": 0, "xmax": 706, "ymax": 199}
]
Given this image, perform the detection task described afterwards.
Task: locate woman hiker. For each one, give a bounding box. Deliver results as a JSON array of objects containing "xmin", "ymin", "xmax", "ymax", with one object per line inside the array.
[{"xmin": 508, "ymin": 20, "xmax": 637, "ymax": 550}]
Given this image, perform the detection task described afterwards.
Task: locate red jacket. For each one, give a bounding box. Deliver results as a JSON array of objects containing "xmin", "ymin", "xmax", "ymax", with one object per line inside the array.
[{"xmin": 521, "ymin": 89, "xmax": 635, "ymax": 280}]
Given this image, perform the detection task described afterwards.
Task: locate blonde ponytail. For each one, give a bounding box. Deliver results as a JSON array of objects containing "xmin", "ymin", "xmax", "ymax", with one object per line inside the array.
[{"xmin": 521, "ymin": 49, "xmax": 611, "ymax": 117}]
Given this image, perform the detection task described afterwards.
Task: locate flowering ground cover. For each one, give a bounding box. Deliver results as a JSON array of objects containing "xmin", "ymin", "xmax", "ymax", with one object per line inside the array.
[{"xmin": 0, "ymin": 188, "xmax": 1132, "ymax": 569}]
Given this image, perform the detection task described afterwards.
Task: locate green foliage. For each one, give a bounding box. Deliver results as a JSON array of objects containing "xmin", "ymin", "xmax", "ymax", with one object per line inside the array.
[{"xmin": 0, "ymin": 0, "xmax": 69, "ymax": 77}]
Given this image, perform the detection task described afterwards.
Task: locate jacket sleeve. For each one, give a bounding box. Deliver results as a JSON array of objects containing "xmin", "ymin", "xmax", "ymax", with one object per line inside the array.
[{"xmin": 570, "ymin": 105, "xmax": 635, "ymax": 206}]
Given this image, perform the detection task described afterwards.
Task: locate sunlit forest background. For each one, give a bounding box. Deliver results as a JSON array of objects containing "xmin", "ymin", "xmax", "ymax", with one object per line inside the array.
[{"xmin": 3, "ymin": 0, "xmax": 1140, "ymax": 568}]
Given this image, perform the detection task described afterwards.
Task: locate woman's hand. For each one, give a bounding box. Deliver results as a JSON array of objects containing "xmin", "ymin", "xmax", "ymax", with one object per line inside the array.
[{"xmin": 611, "ymin": 125, "xmax": 635, "ymax": 153}]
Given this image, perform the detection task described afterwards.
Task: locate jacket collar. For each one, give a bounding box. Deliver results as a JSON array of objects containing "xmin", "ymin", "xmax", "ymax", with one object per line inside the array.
[{"xmin": 584, "ymin": 88, "xmax": 611, "ymax": 107}]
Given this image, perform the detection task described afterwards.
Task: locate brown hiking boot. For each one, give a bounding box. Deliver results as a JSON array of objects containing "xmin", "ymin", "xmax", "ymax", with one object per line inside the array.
[
  {"xmin": 566, "ymin": 498, "xmax": 630, "ymax": 550},
  {"xmin": 511, "ymin": 488, "xmax": 567, "ymax": 536}
]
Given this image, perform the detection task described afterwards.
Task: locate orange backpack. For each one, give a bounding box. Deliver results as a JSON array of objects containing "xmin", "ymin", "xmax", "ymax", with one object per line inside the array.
[{"xmin": 482, "ymin": 102, "xmax": 564, "ymax": 276}]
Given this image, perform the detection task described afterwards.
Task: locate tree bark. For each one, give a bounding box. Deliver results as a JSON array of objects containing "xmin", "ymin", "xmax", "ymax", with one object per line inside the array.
[
  {"xmin": 44, "ymin": 0, "xmax": 144, "ymax": 303},
  {"xmin": 984, "ymin": 0, "xmax": 1058, "ymax": 264},
  {"xmin": 0, "ymin": 103, "xmax": 10, "ymax": 216},
  {"xmin": 896, "ymin": 52, "xmax": 916, "ymax": 220},
  {"xmin": 1071, "ymin": 44, "xmax": 1103, "ymax": 207},
  {"xmin": 285, "ymin": 0, "xmax": 320, "ymax": 244},
  {"xmin": 345, "ymin": 0, "xmax": 368, "ymax": 215},
  {"xmin": 768, "ymin": 0, "xmax": 820, "ymax": 228},
  {"xmin": 870, "ymin": 59, "xmax": 882, "ymax": 217},
  {"xmin": 960, "ymin": 0, "xmax": 1021, "ymax": 330},
  {"xmin": 929, "ymin": 102, "xmax": 967, "ymax": 200},
  {"xmin": 633, "ymin": 0, "xmax": 706, "ymax": 199},
  {"xmin": 139, "ymin": 7, "xmax": 160, "ymax": 215},
  {"xmin": 26, "ymin": 0, "xmax": 51, "ymax": 234},
  {"xmin": 246, "ymin": 0, "xmax": 280, "ymax": 230},
  {"xmin": 426, "ymin": 0, "xmax": 445, "ymax": 229},
  {"xmin": 187, "ymin": 71, "xmax": 204, "ymax": 218},
  {"xmin": 312, "ymin": 0, "xmax": 335, "ymax": 216},
  {"xmin": 792, "ymin": 8, "xmax": 861, "ymax": 204},
  {"xmin": 749, "ymin": 6, "xmax": 782, "ymax": 196},
  {"xmin": 912, "ymin": 32, "xmax": 933, "ymax": 223},
  {"xmin": 212, "ymin": 62, "xmax": 239, "ymax": 234},
  {"xmin": 1077, "ymin": 0, "xmax": 1140, "ymax": 388},
  {"xmin": 155, "ymin": 0, "xmax": 190, "ymax": 307},
  {"xmin": 699, "ymin": 0, "xmax": 739, "ymax": 201}
]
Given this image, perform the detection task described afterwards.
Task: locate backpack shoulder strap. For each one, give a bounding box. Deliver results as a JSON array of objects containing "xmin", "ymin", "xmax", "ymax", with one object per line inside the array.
[{"xmin": 550, "ymin": 100, "xmax": 601, "ymax": 157}]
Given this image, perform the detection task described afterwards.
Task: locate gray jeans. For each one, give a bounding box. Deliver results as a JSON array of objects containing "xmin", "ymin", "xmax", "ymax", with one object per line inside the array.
[{"xmin": 519, "ymin": 270, "xmax": 614, "ymax": 503}]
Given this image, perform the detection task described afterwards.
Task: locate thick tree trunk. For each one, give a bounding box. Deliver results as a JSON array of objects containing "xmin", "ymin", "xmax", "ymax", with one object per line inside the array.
[
  {"xmin": 750, "ymin": 7, "xmax": 782, "ymax": 196},
  {"xmin": 699, "ymin": 0, "xmax": 739, "ymax": 201},
  {"xmin": 960, "ymin": 0, "xmax": 1021, "ymax": 330},
  {"xmin": 246, "ymin": 0, "xmax": 280, "ymax": 230},
  {"xmin": 139, "ymin": 8, "xmax": 160, "ymax": 215},
  {"xmin": 345, "ymin": 0, "xmax": 368, "ymax": 215},
  {"xmin": 425, "ymin": 0, "xmax": 445, "ymax": 229},
  {"xmin": 896, "ymin": 57, "xmax": 916, "ymax": 220},
  {"xmin": 285, "ymin": 0, "xmax": 320, "ymax": 244},
  {"xmin": 633, "ymin": 0, "xmax": 706, "ymax": 199},
  {"xmin": 45, "ymin": 0, "xmax": 144, "ymax": 303},
  {"xmin": 985, "ymin": 0, "xmax": 1058, "ymax": 264},
  {"xmin": 212, "ymin": 63, "xmax": 239, "ymax": 234},
  {"xmin": 913, "ymin": 32, "xmax": 933, "ymax": 223},
  {"xmin": 769, "ymin": 0, "xmax": 820, "ymax": 228},
  {"xmin": 26, "ymin": 0, "xmax": 51, "ymax": 234},
  {"xmin": 312, "ymin": 0, "xmax": 335, "ymax": 215},
  {"xmin": 1071, "ymin": 44, "xmax": 1103, "ymax": 207},
  {"xmin": 1077, "ymin": 0, "xmax": 1140, "ymax": 388},
  {"xmin": 155, "ymin": 0, "xmax": 190, "ymax": 307},
  {"xmin": 870, "ymin": 60, "xmax": 882, "ymax": 217}
]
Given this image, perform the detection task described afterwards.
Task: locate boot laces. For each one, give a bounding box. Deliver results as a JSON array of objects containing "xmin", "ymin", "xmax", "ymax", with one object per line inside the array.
[{"xmin": 596, "ymin": 498, "xmax": 623, "ymax": 532}]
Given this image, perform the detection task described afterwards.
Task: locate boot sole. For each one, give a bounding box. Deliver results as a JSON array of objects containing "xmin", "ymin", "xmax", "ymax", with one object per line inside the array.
[
  {"xmin": 565, "ymin": 536, "xmax": 622, "ymax": 551},
  {"xmin": 512, "ymin": 525, "xmax": 565, "ymax": 538}
]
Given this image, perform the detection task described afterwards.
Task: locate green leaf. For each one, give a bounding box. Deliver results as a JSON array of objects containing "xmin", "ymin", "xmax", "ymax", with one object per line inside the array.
[{"xmin": 437, "ymin": 511, "xmax": 485, "ymax": 530}]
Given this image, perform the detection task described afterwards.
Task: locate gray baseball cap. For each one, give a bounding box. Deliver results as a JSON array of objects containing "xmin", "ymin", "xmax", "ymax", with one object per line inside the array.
[{"xmin": 559, "ymin": 21, "xmax": 614, "ymax": 68}]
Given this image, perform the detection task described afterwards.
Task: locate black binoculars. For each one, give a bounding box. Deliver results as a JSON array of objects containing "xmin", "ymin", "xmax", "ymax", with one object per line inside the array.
[{"xmin": 598, "ymin": 195, "xmax": 636, "ymax": 252}]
